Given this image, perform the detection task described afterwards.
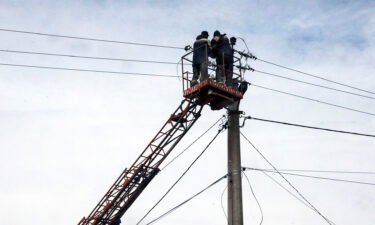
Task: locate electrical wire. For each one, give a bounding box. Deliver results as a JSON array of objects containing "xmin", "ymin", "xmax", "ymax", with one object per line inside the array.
[
  {"xmin": 237, "ymin": 37, "xmax": 251, "ymax": 54},
  {"xmin": 137, "ymin": 126, "xmax": 226, "ymax": 225},
  {"xmin": 240, "ymin": 132, "xmax": 335, "ymax": 225},
  {"xmin": 252, "ymin": 169, "xmax": 375, "ymax": 175},
  {"xmin": 6, "ymin": 59, "xmax": 374, "ymax": 120},
  {"xmin": 145, "ymin": 175, "xmax": 227, "ymax": 224},
  {"xmin": 245, "ymin": 168, "xmax": 375, "ymax": 186},
  {"xmin": 0, "ymin": 28, "xmax": 184, "ymax": 49},
  {"xmin": 5, "ymin": 59, "xmax": 373, "ymax": 119},
  {"xmin": 162, "ymin": 116, "xmax": 225, "ymax": 170},
  {"xmin": 245, "ymin": 116, "xmax": 375, "ymax": 138},
  {"xmin": 236, "ymin": 37, "xmax": 374, "ymax": 96},
  {"xmin": 220, "ymin": 184, "xmax": 228, "ymax": 221},
  {"xmin": 257, "ymin": 170, "xmax": 317, "ymax": 212},
  {"xmin": 256, "ymin": 57, "xmax": 375, "ymax": 95},
  {"xmin": 2, "ymin": 28, "xmax": 373, "ymax": 97},
  {"xmin": 256, "ymin": 171, "xmax": 338, "ymax": 225},
  {"xmin": 0, "ymin": 49, "xmax": 179, "ymax": 65},
  {"xmin": 250, "ymin": 83, "xmax": 375, "ymax": 117},
  {"xmin": 242, "ymin": 171, "xmax": 264, "ymax": 225},
  {"xmin": 3, "ymin": 61, "xmax": 374, "ymax": 119},
  {"xmin": 253, "ymin": 69, "xmax": 375, "ymax": 100},
  {"xmin": 145, "ymin": 174, "xmax": 227, "ymax": 225},
  {"xmin": 0, "ymin": 62, "xmax": 179, "ymax": 78}
]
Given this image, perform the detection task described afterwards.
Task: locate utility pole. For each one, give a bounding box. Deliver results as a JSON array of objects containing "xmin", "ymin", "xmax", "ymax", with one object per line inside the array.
[{"xmin": 227, "ymin": 101, "xmax": 244, "ymax": 225}]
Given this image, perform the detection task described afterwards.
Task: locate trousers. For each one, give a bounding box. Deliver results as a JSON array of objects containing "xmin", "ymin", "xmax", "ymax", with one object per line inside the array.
[
  {"xmin": 192, "ymin": 61, "xmax": 208, "ymax": 81},
  {"xmin": 216, "ymin": 63, "xmax": 233, "ymax": 86}
]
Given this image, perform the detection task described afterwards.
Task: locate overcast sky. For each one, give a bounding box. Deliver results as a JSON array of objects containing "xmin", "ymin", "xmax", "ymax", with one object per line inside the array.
[{"xmin": 0, "ymin": 0, "xmax": 374, "ymax": 225}]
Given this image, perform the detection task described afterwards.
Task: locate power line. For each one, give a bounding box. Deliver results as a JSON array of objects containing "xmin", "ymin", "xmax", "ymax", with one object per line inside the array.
[
  {"xmin": 0, "ymin": 28, "xmax": 184, "ymax": 50},
  {"xmin": 253, "ymin": 69, "xmax": 375, "ymax": 100},
  {"xmin": 137, "ymin": 126, "xmax": 225, "ymax": 225},
  {"xmin": 245, "ymin": 168, "xmax": 375, "ymax": 186},
  {"xmin": 5, "ymin": 60, "xmax": 373, "ymax": 119},
  {"xmin": 240, "ymin": 132, "xmax": 335, "ymax": 225},
  {"xmin": 0, "ymin": 49, "xmax": 179, "ymax": 65},
  {"xmin": 220, "ymin": 184, "xmax": 228, "ymax": 221},
  {"xmin": 255, "ymin": 170, "xmax": 319, "ymax": 213},
  {"xmin": 3, "ymin": 28, "xmax": 373, "ymax": 98},
  {"xmin": 250, "ymin": 82, "xmax": 375, "ymax": 117},
  {"xmin": 245, "ymin": 116, "xmax": 375, "ymax": 138},
  {"xmin": 260, "ymin": 171, "xmax": 340, "ymax": 225},
  {"xmin": 246, "ymin": 168, "xmax": 375, "ymax": 175},
  {"xmin": 256, "ymin": 57, "xmax": 375, "ymax": 95},
  {"xmin": 235, "ymin": 38, "xmax": 374, "ymax": 96},
  {"xmin": 0, "ymin": 62, "xmax": 179, "ymax": 78},
  {"xmin": 145, "ymin": 174, "xmax": 227, "ymax": 225},
  {"xmin": 162, "ymin": 116, "xmax": 225, "ymax": 170},
  {"xmin": 242, "ymin": 171, "xmax": 263, "ymax": 225},
  {"xmin": 3, "ymin": 61, "xmax": 374, "ymax": 119}
]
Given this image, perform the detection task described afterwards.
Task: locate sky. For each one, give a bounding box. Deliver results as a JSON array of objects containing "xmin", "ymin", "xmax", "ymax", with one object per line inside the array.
[{"xmin": 0, "ymin": 0, "xmax": 374, "ymax": 225}]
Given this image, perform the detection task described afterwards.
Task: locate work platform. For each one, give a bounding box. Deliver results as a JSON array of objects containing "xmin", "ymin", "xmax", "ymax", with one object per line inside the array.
[
  {"xmin": 183, "ymin": 79, "xmax": 243, "ymax": 110},
  {"xmin": 77, "ymin": 44, "xmax": 251, "ymax": 225},
  {"xmin": 181, "ymin": 45, "xmax": 248, "ymax": 110}
]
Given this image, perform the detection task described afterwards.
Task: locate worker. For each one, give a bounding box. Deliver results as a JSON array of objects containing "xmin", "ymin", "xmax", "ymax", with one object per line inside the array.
[
  {"xmin": 211, "ymin": 30, "xmax": 234, "ymax": 87},
  {"xmin": 191, "ymin": 31, "xmax": 211, "ymax": 86}
]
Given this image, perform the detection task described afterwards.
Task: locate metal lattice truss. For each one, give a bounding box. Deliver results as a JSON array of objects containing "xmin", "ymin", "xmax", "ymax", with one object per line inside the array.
[{"xmin": 78, "ymin": 98, "xmax": 203, "ymax": 225}]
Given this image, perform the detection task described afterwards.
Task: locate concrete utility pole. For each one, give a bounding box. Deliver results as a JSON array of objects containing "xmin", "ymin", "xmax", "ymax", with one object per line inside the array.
[{"xmin": 227, "ymin": 101, "xmax": 244, "ymax": 225}]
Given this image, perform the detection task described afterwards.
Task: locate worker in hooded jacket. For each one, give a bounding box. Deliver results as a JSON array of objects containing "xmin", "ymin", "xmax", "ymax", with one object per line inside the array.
[
  {"xmin": 191, "ymin": 31, "xmax": 211, "ymax": 86},
  {"xmin": 211, "ymin": 30, "xmax": 234, "ymax": 87}
]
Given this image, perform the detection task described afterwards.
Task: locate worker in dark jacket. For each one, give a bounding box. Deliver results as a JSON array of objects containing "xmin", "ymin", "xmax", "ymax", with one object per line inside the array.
[
  {"xmin": 191, "ymin": 31, "xmax": 211, "ymax": 86},
  {"xmin": 211, "ymin": 30, "xmax": 234, "ymax": 86}
]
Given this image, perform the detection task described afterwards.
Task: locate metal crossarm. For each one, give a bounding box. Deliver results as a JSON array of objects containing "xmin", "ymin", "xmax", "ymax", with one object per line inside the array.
[{"xmin": 78, "ymin": 98, "xmax": 203, "ymax": 225}]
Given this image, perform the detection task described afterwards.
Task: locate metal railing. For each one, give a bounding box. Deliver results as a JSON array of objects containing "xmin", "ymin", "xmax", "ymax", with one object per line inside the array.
[{"xmin": 181, "ymin": 44, "xmax": 245, "ymax": 94}]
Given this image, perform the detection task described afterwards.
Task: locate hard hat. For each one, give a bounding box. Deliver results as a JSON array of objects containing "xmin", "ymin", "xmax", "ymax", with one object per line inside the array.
[
  {"xmin": 214, "ymin": 30, "xmax": 221, "ymax": 37},
  {"xmin": 201, "ymin": 31, "xmax": 209, "ymax": 38}
]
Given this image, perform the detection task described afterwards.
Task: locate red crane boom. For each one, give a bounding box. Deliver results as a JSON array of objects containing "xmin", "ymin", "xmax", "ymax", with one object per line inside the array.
[
  {"xmin": 78, "ymin": 49, "xmax": 246, "ymax": 225},
  {"xmin": 78, "ymin": 98, "xmax": 203, "ymax": 225}
]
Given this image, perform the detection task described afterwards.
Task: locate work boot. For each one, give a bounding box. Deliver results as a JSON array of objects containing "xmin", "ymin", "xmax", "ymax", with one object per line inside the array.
[{"xmin": 191, "ymin": 79, "xmax": 198, "ymax": 87}]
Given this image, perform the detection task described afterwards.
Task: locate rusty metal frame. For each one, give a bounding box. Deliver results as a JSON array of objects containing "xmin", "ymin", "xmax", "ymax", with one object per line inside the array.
[
  {"xmin": 181, "ymin": 49, "xmax": 244, "ymax": 94},
  {"xmin": 78, "ymin": 98, "xmax": 203, "ymax": 225}
]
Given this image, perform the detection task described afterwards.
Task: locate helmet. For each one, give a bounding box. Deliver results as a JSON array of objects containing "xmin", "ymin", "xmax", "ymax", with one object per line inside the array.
[
  {"xmin": 201, "ymin": 31, "xmax": 209, "ymax": 38},
  {"xmin": 213, "ymin": 30, "xmax": 221, "ymax": 37}
]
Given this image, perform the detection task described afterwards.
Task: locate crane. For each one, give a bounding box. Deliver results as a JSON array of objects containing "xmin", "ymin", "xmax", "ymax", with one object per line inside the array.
[{"xmin": 78, "ymin": 50, "xmax": 247, "ymax": 225}]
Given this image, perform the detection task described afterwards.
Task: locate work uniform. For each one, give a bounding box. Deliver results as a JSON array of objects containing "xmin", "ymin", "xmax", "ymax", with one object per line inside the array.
[
  {"xmin": 211, "ymin": 35, "xmax": 234, "ymax": 86},
  {"xmin": 192, "ymin": 36, "xmax": 211, "ymax": 84}
]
